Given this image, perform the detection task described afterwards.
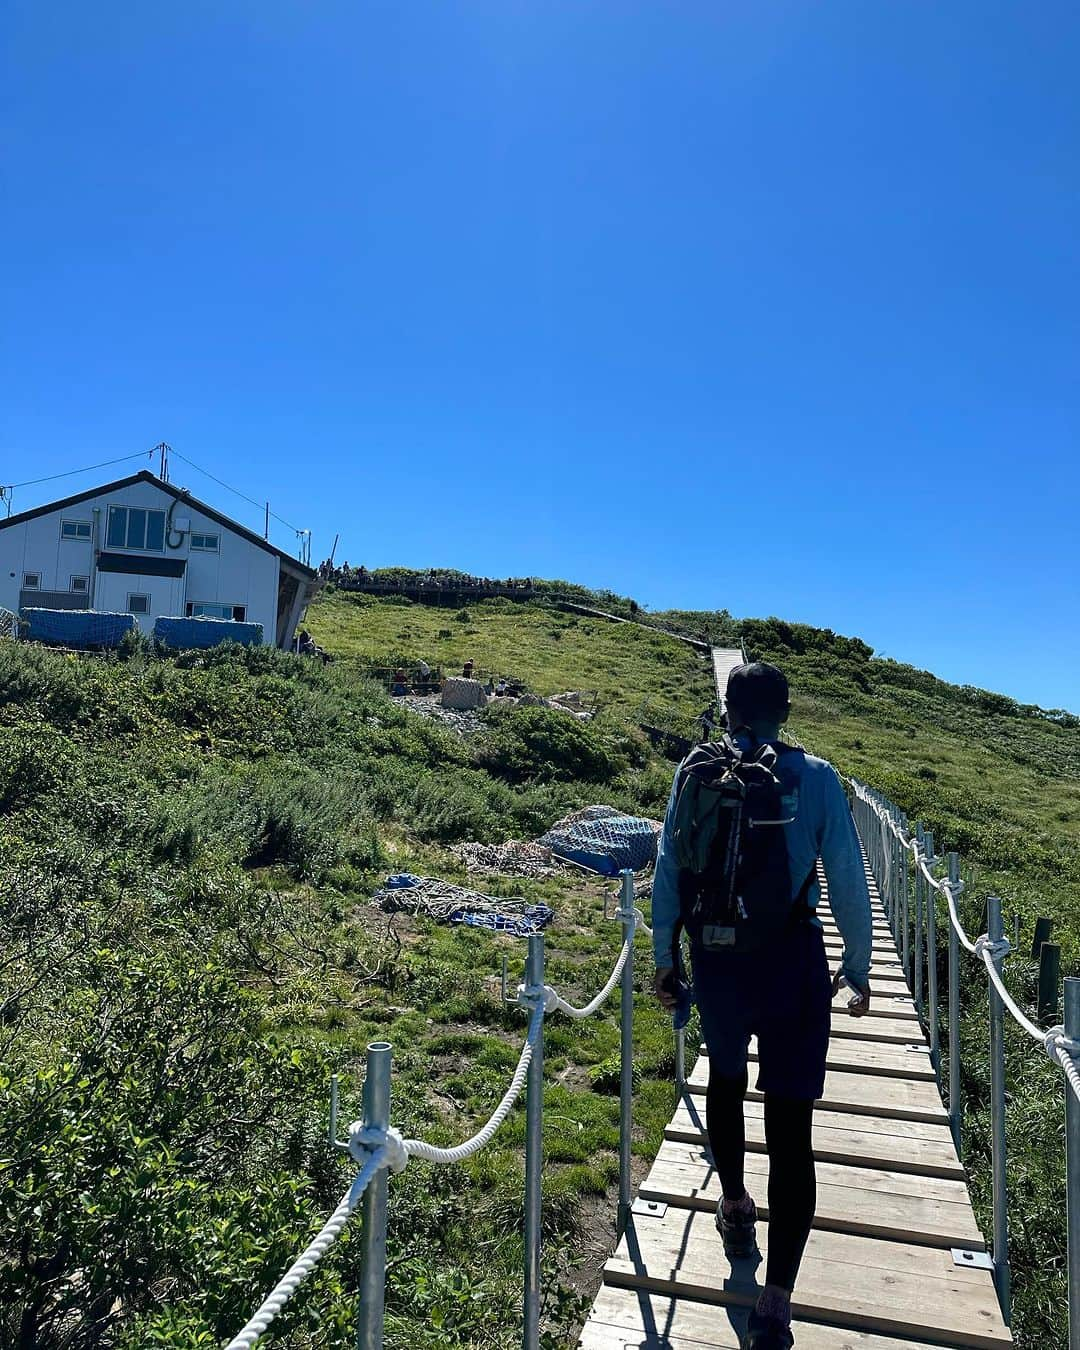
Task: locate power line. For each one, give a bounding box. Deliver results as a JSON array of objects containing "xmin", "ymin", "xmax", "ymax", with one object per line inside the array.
[
  {"xmin": 168, "ymin": 449, "xmax": 304, "ymax": 535},
  {"xmin": 4, "ymin": 449, "xmax": 154, "ymax": 492}
]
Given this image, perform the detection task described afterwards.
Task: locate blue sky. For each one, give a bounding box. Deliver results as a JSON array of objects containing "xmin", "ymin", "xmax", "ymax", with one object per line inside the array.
[{"xmin": 3, "ymin": 2, "xmax": 1078, "ymax": 710}]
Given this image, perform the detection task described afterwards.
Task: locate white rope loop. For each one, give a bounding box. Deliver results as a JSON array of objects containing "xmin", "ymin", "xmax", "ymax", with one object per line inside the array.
[
  {"xmin": 850, "ymin": 775, "xmax": 1080, "ymax": 1104},
  {"xmin": 224, "ymin": 1148, "xmax": 387, "ymax": 1350},
  {"xmin": 225, "ymin": 900, "xmax": 652, "ymax": 1346}
]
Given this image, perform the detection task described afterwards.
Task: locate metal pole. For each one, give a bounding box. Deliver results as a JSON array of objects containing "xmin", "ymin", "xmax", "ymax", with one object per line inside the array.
[
  {"xmin": 920, "ymin": 830, "xmax": 934, "ymax": 1023},
  {"xmin": 987, "ymin": 895, "xmax": 1011, "ymax": 1322},
  {"xmin": 618, "ymin": 870, "xmax": 635, "ymax": 1235},
  {"xmin": 523, "ymin": 934, "xmax": 545, "ymax": 1350},
  {"xmin": 900, "ymin": 827, "xmax": 910, "ymax": 982},
  {"xmin": 675, "ymin": 1024, "xmax": 686, "ymax": 1096},
  {"xmin": 926, "ymin": 833, "xmax": 940, "ymax": 1070},
  {"xmin": 913, "ymin": 830, "xmax": 923, "ymax": 1015},
  {"xmin": 1065, "ymin": 978, "xmax": 1080, "ymax": 1350},
  {"xmin": 947, "ymin": 853, "xmax": 962, "ymax": 1152},
  {"xmin": 356, "ymin": 1042, "xmax": 392, "ymax": 1350}
]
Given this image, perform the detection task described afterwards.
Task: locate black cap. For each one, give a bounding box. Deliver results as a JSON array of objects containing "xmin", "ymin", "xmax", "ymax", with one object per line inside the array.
[{"xmin": 725, "ymin": 662, "xmax": 789, "ymax": 719}]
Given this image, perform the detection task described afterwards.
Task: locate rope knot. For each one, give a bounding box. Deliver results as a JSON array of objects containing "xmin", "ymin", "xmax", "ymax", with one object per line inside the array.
[
  {"xmin": 347, "ymin": 1122, "xmax": 410, "ymax": 1174},
  {"xmin": 974, "ymin": 933, "xmax": 1011, "ymax": 963},
  {"xmin": 942, "ymin": 877, "xmax": 965, "ymax": 897},
  {"xmin": 516, "ymin": 981, "xmax": 558, "ymax": 1013},
  {"xmin": 1044, "ymin": 1026, "xmax": 1080, "ymax": 1065}
]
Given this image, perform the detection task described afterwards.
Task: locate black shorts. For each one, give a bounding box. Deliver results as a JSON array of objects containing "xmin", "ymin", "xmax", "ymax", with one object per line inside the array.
[{"xmin": 692, "ymin": 922, "xmax": 832, "ymax": 1101}]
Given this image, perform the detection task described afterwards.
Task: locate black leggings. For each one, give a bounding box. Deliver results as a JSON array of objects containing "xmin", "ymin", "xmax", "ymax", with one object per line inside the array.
[{"xmin": 706, "ymin": 1065, "xmax": 816, "ymax": 1292}]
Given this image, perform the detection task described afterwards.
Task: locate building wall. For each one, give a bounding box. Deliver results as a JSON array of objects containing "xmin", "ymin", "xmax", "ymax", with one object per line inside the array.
[{"xmin": 0, "ymin": 479, "xmax": 281, "ymax": 641}]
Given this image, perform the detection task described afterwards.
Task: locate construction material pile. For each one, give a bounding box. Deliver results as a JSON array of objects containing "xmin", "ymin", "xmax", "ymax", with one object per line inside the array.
[
  {"xmin": 538, "ymin": 805, "xmax": 662, "ymax": 875},
  {"xmin": 396, "ymin": 694, "xmax": 487, "ymax": 737},
  {"xmin": 449, "ymin": 839, "xmax": 567, "ymax": 879},
  {"xmin": 371, "ymin": 874, "xmax": 554, "ymax": 936}
]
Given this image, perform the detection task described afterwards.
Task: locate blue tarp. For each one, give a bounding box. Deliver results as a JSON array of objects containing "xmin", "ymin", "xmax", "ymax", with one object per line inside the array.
[
  {"xmin": 22, "ymin": 609, "xmax": 135, "ymax": 649},
  {"xmin": 452, "ymin": 904, "xmax": 555, "ymax": 936},
  {"xmin": 153, "ymin": 616, "xmax": 263, "ymax": 649}
]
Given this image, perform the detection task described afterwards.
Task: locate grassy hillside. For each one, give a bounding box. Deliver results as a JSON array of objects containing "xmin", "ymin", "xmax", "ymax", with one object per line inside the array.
[
  {"xmin": 2, "ymin": 592, "xmax": 1077, "ymax": 1348},
  {"xmin": 308, "ymin": 589, "xmax": 714, "ymax": 724}
]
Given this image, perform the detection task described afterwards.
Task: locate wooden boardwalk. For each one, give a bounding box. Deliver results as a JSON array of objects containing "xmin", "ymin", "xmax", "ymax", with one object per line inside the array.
[
  {"xmin": 710, "ymin": 648, "xmax": 745, "ymax": 711},
  {"xmin": 578, "ymin": 868, "xmax": 1012, "ymax": 1350}
]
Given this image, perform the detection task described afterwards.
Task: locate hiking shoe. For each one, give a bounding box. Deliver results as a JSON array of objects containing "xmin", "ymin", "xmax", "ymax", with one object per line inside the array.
[
  {"xmin": 744, "ymin": 1307, "xmax": 794, "ymax": 1350},
  {"xmin": 715, "ymin": 1196, "xmax": 758, "ymax": 1259}
]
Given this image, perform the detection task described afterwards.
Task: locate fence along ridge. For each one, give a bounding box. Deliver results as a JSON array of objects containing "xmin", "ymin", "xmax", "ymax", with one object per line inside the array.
[
  {"xmin": 224, "ymin": 873, "xmax": 657, "ymax": 1350},
  {"xmin": 848, "ymin": 776, "xmax": 1080, "ymax": 1343}
]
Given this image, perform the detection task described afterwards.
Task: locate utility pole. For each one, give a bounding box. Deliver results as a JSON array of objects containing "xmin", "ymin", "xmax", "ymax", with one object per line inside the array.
[
  {"xmin": 155, "ymin": 442, "xmax": 170, "ymax": 482},
  {"xmin": 264, "ymin": 501, "xmax": 270, "ymax": 540}
]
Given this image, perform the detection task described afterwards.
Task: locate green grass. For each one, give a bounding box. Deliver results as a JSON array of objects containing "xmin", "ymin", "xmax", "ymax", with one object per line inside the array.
[
  {"xmin": 3, "ymin": 591, "xmax": 1078, "ymax": 1349},
  {"xmin": 308, "ymin": 589, "xmax": 714, "ymax": 724}
]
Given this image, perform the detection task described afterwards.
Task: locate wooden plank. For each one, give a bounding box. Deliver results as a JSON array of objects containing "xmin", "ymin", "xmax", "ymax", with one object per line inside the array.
[
  {"xmin": 580, "ymin": 1286, "xmax": 955, "ymax": 1349},
  {"xmin": 604, "ymin": 1210, "xmax": 1011, "ymax": 1348},
  {"xmin": 827, "ymin": 1016, "xmax": 927, "ymax": 1047},
  {"xmin": 687, "ymin": 1056, "xmax": 949, "ymax": 1125},
  {"xmin": 835, "ymin": 989, "xmax": 918, "ymax": 1019},
  {"xmin": 665, "ymin": 1099, "xmax": 965, "ymax": 1180},
  {"xmin": 696, "ymin": 1038, "xmax": 935, "ymax": 1081},
  {"xmin": 640, "ymin": 1138, "xmax": 983, "ymax": 1249}
]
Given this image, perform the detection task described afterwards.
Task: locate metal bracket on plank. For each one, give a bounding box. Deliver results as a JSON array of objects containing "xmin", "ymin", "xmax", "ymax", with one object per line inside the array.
[
  {"xmin": 631, "ymin": 1198, "xmax": 667, "ymax": 1219},
  {"xmin": 951, "ymin": 1247, "xmax": 993, "ymax": 1271}
]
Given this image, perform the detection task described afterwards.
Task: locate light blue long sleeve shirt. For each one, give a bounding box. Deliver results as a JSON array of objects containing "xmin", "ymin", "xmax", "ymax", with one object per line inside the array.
[{"xmin": 650, "ymin": 744, "xmax": 873, "ymax": 990}]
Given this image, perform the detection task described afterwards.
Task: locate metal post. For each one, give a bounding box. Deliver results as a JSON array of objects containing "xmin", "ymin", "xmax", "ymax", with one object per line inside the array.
[
  {"xmin": 913, "ymin": 829, "xmax": 924, "ymax": 1015},
  {"xmin": 926, "ymin": 835, "xmax": 940, "ymax": 1070},
  {"xmin": 1039, "ymin": 943, "xmax": 1061, "ymax": 1025},
  {"xmin": 675, "ymin": 1024, "xmax": 686, "ymax": 1096},
  {"xmin": 1065, "ymin": 978, "xmax": 1080, "ymax": 1350},
  {"xmin": 921, "ymin": 831, "xmax": 934, "ymax": 1021},
  {"xmin": 618, "ymin": 870, "xmax": 635, "ymax": 1235},
  {"xmin": 947, "ymin": 853, "xmax": 962, "ymax": 1152},
  {"xmin": 523, "ymin": 934, "xmax": 545, "ymax": 1350},
  {"xmin": 356, "ymin": 1042, "xmax": 392, "ymax": 1350},
  {"xmin": 987, "ymin": 895, "xmax": 1011, "ymax": 1322},
  {"xmin": 900, "ymin": 828, "xmax": 910, "ymax": 982}
]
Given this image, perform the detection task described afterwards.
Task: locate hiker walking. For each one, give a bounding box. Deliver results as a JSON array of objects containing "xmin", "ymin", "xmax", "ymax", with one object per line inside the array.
[
  {"xmin": 651, "ymin": 662, "xmax": 872, "ymax": 1350},
  {"xmin": 696, "ymin": 699, "xmax": 718, "ymax": 741}
]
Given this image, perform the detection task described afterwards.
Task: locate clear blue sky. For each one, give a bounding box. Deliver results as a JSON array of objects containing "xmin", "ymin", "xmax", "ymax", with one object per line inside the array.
[{"xmin": 4, "ymin": 2, "xmax": 1078, "ymax": 710}]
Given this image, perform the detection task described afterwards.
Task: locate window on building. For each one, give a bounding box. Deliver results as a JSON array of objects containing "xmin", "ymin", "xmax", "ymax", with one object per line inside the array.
[
  {"xmin": 190, "ymin": 532, "xmax": 219, "ymax": 552},
  {"xmin": 22, "ymin": 572, "xmax": 40, "ymax": 589},
  {"xmin": 60, "ymin": 519, "xmax": 92, "ymax": 541},
  {"xmin": 127, "ymin": 593, "xmax": 150, "ymax": 615},
  {"xmin": 185, "ymin": 602, "xmax": 245, "ymax": 621},
  {"xmin": 106, "ymin": 505, "xmax": 166, "ymax": 551},
  {"xmin": 70, "ymin": 575, "xmax": 89, "ymax": 594}
]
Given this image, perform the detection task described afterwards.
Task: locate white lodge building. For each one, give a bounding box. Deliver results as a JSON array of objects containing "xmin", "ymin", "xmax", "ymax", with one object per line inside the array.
[{"xmin": 0, "ymin": 470, "xmax": 318, "ymax": 648}]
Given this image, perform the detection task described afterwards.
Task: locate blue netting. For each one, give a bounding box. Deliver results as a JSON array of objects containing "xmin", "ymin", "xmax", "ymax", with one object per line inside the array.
[
  {"xmin": 539, "ymin": 807, "xmax": 661, "ymax": 875},
  {"xmin": 23, "ymin": 608, "xmax": 135, "ymax": 649},
  {"xmin": 153, "ymin": 616, "xmax": 263, "ymax": 648},
  {"xmin": 451, "ymin": 904, "xmax": 555, "ymax": 936}
]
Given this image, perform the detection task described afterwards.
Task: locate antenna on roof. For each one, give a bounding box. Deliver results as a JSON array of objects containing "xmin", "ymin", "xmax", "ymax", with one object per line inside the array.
[{"xmin": 153, "ymin": 442, "xmax": 172, "ymax": 483}]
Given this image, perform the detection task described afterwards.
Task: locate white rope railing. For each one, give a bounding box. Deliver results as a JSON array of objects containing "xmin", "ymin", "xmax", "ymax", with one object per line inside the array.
[
  {"xmin": 225, "ymin": 1145, "xmax": 394, "ymax": 1350},
  {"xmin": 850, "ymin": 778, "xmax": 1080, "ymax": 1102},
  {"xmin": 224, "ymin": 896, "xmax": 651, "ymax": 1347}
]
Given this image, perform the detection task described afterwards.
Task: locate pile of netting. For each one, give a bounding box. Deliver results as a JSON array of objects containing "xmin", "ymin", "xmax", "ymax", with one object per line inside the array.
[
  {"xmin": 449, "ymin": 840, "xmax": 567, "ymax": 879},
  {"xmin": 371, "ymin": 875, "xmax": 554, "ymax": 936},
  {"xmin": 537, "ymin": 806, "xmax": 662, "ymax": 875}
]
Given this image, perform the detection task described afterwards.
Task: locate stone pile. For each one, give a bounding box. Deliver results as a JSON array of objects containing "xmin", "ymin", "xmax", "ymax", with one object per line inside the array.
[{"xmin": 397, "ymin": 694, "xmax": 485, "ymax": 737}]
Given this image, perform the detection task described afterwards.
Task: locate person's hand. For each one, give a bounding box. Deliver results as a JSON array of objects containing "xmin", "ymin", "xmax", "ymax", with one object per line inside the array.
[
  {"xmin": 832, "ymin": 969, "xmax": 871, "ymax": 1018},
  {"xmin": 654, "ymin": 966, "xmax": 677, "ymax": 1011}
]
